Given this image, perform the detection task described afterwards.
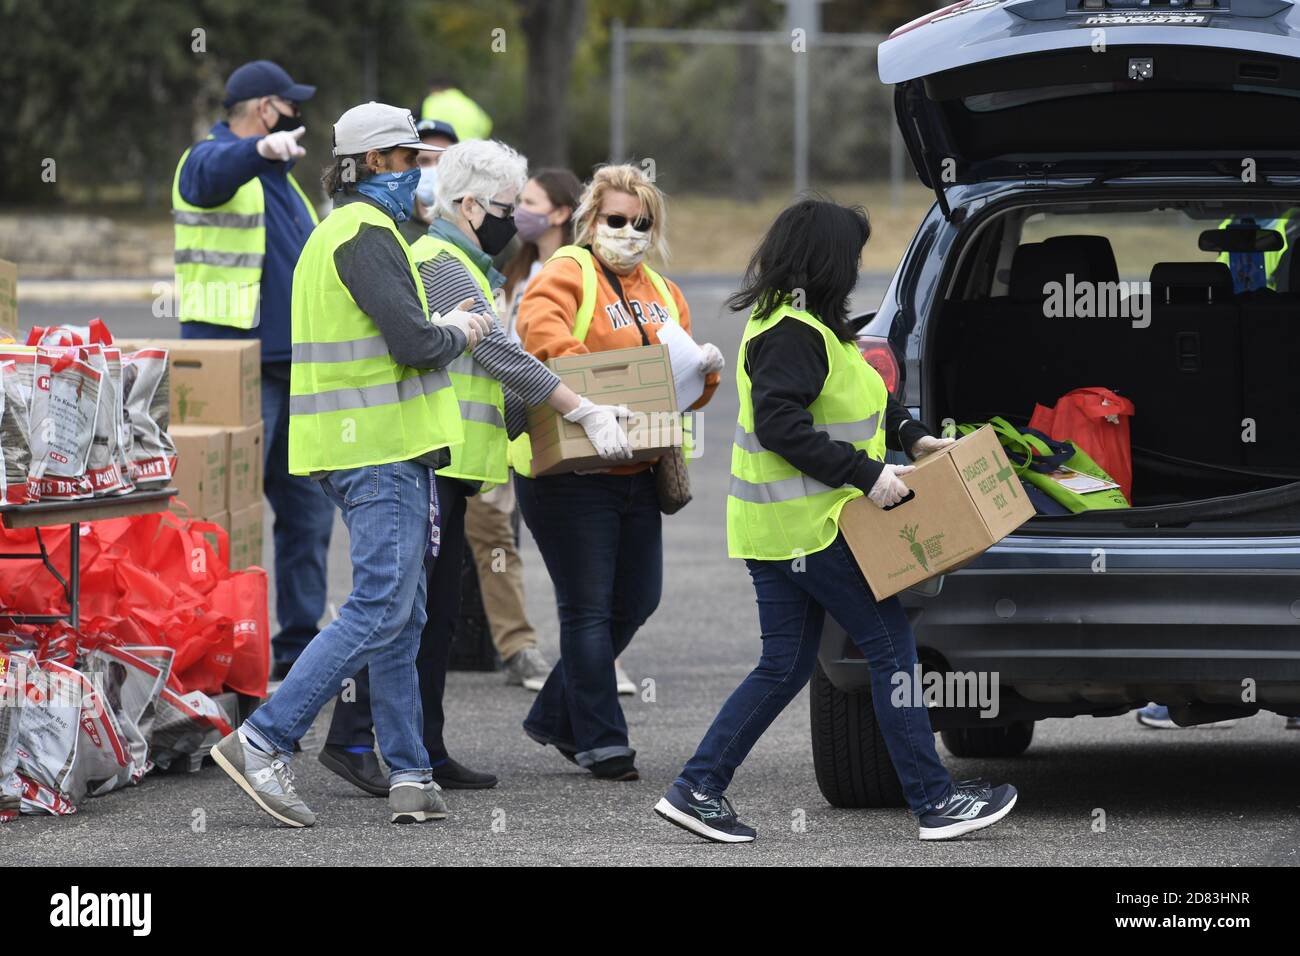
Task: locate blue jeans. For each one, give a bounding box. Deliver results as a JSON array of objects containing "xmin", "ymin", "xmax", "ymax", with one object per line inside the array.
[
  {"xmin": 243, "ymin": 461, "xmax": 433, "ymax": 784},
  {"xmin": 516, "ymin": 470, "xmax": 662, "ymax": 766},
  {"xmin": 262, "ymin": 362, "xmax": 334, "ymax": 665},
  {"xmin": 676, "ymin": 533, "xmax": 953, "ymax": 816}
]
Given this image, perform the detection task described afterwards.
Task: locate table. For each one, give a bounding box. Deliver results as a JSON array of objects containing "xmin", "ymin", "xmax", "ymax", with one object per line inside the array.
[{"xmin": 0, "ymin": 488, "xmax": 175, "ymax": 628}]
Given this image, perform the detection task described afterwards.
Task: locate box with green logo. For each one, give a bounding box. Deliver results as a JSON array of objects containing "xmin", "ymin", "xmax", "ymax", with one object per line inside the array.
[{"xmin": 839, "ymin": 424, "xmax": 1034, "ymax": 600}]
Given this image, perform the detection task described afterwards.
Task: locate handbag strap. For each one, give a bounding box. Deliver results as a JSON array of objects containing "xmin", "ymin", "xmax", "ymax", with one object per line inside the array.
[{"xmin": 597, "ymin": 258, "xmax": 652, "ymax": 347}]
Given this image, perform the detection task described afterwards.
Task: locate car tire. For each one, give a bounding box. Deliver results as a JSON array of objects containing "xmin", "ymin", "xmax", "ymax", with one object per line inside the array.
[
  {"xmin": 940, "ymin": 721, "xmax": 1035, "ymax": 758},
  {"xmin": 810, "ymin": 661, "xmax": 906, "ymax": 808}
]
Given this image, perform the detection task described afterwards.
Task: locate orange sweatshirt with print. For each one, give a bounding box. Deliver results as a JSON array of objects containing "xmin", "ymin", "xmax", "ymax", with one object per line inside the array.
[{"xmin": 516, "ymin": 255, "xmax": 720, "ymax": 475}]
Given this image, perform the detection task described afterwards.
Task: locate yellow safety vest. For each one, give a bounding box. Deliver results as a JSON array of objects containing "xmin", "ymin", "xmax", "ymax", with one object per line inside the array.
[
  {"xmin": 727, "ymin": 304, "xmax": 887, "ymax": 561},
  {"xmin": 171, "ymin": 140, "xmax": 318, "ymax": 329},
  {"xmin": 420, "ymin": 88, "xmax": 493, "ymax": 141},
  {"xmin": 509, "ymin": 245, "xmax": 683, "ymax": 477},
  {"xmin": 287, "ymin": 202, "xmax": 462, "ymax": 475},
  {"xmin": 410, "ymin": 234, "xmax": 510, "ymax": 486}
]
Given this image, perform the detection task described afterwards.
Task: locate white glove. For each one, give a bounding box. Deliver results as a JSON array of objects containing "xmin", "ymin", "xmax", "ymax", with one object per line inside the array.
[
  {"xmin": 868, "ymin": 464, "xmax": 915, "ymax": 508},
  {"xmin": 564, "ymin": 397, "xmax": 633, "ymax": 461},
  {"xmin": 698, "ymin": 343, "xmax": 725, "ymax": 375},
  {"xmin": 256, "ymin": 126, "xmax": 307, "ymax": 162},
  {"xmin": 910, "ymin": 435, "xmax": 956, "ymax": 461},
  {"xmin": 432, "ymin": 297, "xmax": 493, "ymax": 349}
]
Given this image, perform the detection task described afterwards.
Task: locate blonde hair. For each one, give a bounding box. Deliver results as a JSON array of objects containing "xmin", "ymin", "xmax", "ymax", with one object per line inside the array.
[{"xmin": 573, "ymin": 164, "xmax": 669, "ymax": 262}]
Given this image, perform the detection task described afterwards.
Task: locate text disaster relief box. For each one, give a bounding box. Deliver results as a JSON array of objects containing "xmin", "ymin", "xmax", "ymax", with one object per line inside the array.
[
  {"xmin": 525, "ymin": 344, "xmax": 682, "ymax": 477},
  {"xmin": 168, "ymin": 424, "xmax": 228, "ymax": 518},
  {"xmin": 839, "ymin": 425, "xmax": 1035, "ymax": 601},
  {"xmin": 226, "ymin": 421, "xmax": 264, "ymax": 510},
  {"xmin": 117, "ymin": 338, "xmax": 260, "ymax": 426}
]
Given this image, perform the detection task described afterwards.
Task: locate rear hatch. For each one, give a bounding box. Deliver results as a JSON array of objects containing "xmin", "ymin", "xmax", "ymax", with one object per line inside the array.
[{"xmin": 879, "ymin": 0, "xmax": 1300, "ymax": 216}]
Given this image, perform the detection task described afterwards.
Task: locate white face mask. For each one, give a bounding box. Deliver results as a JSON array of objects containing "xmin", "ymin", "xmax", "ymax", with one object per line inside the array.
[
  {"xmin": 415, "ymin": 166, "xmax": 438, "ymax": 207},
  {"xmin": 593, "ymin": 222, "xmax": 651, "ymax": 273}
]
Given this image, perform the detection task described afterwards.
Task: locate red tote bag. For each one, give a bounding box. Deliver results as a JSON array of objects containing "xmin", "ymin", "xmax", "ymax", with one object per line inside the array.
[{"xmin": 1030, "ymin": 387, "xmax": 1136, "ymax": 503}]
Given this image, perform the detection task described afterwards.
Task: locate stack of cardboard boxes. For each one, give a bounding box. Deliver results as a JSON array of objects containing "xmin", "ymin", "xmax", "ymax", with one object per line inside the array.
[{"xmin": 119, "ymin": 339, "xmax": 265, "ymax": 571}]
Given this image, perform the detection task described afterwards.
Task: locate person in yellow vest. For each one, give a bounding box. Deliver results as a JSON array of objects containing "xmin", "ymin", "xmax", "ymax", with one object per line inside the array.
[
  {"xmin": 321, "ymin": 139, "xmax": 634, "ymax": 795},
  {"xmin": 421, "ymin": 75, "xmax": 492, "ymax": 141},
  {"xmin": 653, "ymin": 199, "xmax": 1018, "ymax": 843},
  {"xmin": 514, "ymin": 164, "xmax": 725, "ymax": 781},
  {"xmin": 211, "ymin": 102, "xmax": 495, "ymax": 828},
  {"xmin": 172, "ymin": 60, "xmax": 336, "ymax": 682}
]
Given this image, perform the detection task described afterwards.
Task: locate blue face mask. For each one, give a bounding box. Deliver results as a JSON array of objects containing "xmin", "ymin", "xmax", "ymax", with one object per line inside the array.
[{"xmin": 356, "ymin": 167, "xmax": 421, "ymax": 223}]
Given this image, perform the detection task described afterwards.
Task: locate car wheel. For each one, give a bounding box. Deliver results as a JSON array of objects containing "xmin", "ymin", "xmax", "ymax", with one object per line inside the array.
[
  {"xmin": 809, "ymin": 661, "xmax": 905, "ymax": 808},
  {"xmin": 940, "ymin": 721, "xmax": 1035, "ymax": 758}
]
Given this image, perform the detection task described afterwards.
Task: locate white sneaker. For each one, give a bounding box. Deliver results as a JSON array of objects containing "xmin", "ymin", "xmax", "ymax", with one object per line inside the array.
[
  {"xmin": 504, "ymin": 647, "xmax": 551, "ymax": 692},
  {"xmin": 614, "ymin": 659, "xmax": 636, "ymax": 696}
]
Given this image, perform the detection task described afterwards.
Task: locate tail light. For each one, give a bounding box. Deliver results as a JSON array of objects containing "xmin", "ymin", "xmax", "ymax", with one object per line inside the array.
[{"xmin": 857, "ymin": 336, "xmax": 900, "ymax": 395}]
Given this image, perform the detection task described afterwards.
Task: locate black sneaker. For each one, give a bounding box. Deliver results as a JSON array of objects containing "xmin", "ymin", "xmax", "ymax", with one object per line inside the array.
[
  {"xmin": 918, "ymin": 782, "xmax": 1017, "ymax": 841},
  {"xmin": 318, "ymin": 745, "xmax": 388, "ymax": 797},
  {"xmin": 590, "ymin": 754, "xmax": 639, "ymax": 781},
  {"xmin": 654, "ymin": 782, "xmax": 757, "ymax": 844},
  {"xmin": 431, "ymin": 758, "xmax": 498, "ymax": 790}
]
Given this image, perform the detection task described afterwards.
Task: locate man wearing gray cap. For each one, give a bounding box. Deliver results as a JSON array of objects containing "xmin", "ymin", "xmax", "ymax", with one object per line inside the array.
[
  {"xmin": 211, "ymin": 103, "xmax": 492, "ymax": 828},
  {"xmin": 172, "ymin": 59, "xmax": 336, "ymax": 683}
]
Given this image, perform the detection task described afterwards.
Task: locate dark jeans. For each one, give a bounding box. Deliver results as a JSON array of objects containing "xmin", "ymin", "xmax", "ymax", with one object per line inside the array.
[
  {"xmin": 262, "ymin": 362, "xmax": 334, "ymax": 665},
  {"xmin": 327, "ymin": 474, "xmax": 469, "ymax": 765},
  {"xmin": 675, "ymin": 533, "xmax": 954, "ymax": 816},
  {"xmin": 516, "ymin": 470, "xmax": 662, "ymax": 766}
]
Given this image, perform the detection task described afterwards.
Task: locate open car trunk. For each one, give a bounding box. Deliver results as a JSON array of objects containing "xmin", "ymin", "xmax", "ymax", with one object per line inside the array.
[{"xmin": 929, "ymin": 220, "xmax": 1300, "ymax": 530}]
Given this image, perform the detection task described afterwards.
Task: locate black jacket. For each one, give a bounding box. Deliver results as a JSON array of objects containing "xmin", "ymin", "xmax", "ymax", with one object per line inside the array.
[{"xmin": 745, "ymin": 318, "xmax": 933, "ymax": 494}]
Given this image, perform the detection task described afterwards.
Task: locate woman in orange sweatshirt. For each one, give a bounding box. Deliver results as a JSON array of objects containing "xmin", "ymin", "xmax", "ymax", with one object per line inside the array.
[{"xmin": 515, "ymin": 164, "xmax": 722, "ymax": 781}]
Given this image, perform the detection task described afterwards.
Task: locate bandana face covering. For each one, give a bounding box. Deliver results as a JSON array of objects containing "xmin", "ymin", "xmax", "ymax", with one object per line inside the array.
[{"xmin": 356, "ymin": 167, "xmax": 421, "ymax": 223}]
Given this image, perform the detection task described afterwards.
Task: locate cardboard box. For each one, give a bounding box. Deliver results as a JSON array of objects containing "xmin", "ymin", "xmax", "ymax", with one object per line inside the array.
[
  {"xmin": 228, "ymin": 502, "xmax": 264, "ymax": 571},
  {"xmin": 0, "ymin": 259, "xmax": 16, "ymax": 341},
  {"xmin": 167, "ymin": 424, "xmax": 228, "ymax": 518},
  {"xmin": 839, "ymin": 425, "xmax": 1035, "ymax": 600},
  {"xmin": 226, "ymin": 421, "xmax": 264, "ymax": 510},
  {"xmin": 525, "ymin": 344, "xmax": 681, "ymax": 477},
  {"xmin": 117, "ymin": 338, "xmax": 260, "ymax": 426}
]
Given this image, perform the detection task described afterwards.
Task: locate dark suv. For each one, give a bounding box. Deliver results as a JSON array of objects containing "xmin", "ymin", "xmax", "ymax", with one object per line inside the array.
[{"xmin": 811, "ymin": 0, "xmax": 1300, "ymax": 807}]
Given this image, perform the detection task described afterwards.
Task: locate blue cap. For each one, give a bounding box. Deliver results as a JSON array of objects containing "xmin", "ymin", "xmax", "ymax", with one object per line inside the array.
[
  {"xmin": 223, "ymin": 60, "xmax": 316, "ymax": 108},
  {"xmin": 416, "ymin": 119, "xmax": 459, "ymax": 143}
]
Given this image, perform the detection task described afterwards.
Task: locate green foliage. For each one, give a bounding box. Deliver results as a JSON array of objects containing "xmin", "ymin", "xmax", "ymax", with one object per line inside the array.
[{"xmin": 0, "ymin": 0, "xmax": 941, "ymax": 205}]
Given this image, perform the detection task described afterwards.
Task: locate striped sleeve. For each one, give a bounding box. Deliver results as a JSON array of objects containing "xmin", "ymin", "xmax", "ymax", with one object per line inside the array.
[{"xmin": 419, "ymin": 253, "xmax": 562, "ymax": 408}]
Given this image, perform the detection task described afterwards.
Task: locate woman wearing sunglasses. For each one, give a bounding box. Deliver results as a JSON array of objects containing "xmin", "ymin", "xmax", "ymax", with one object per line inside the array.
[{"xmin": 515, "ymin": 163, "xmax": 725, "ymax": 781}]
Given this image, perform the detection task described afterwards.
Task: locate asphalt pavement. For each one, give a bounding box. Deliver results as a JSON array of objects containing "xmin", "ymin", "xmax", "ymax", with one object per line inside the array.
[{"xmin": 6, "ymin": 275, "xmax": 1300, "ymax": 866}]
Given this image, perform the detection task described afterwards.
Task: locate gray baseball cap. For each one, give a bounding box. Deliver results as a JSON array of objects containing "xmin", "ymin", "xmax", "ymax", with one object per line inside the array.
[{"xmin": 332, "ymin": 102, "xmax": 445, "ymax": 156}]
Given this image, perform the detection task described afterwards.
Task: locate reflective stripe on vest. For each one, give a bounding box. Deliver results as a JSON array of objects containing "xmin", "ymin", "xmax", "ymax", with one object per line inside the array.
[
  {"xmin": 410, "ymin": 234, "xmax": 510, "ymax": 485},
  {"xmin": 171, "ymin": 139, "xmax": 318, "ymax": 329},
  {"xmin": 511, "ymin": 245, "xmax": 683, "ymax": 478},
  {"xmin": 726, "ymin": 304, "xmax": 888, "ymax": 561},
  {"xmin": 287, "ymin": 202, "xmax": 462, "ymax": 476}
]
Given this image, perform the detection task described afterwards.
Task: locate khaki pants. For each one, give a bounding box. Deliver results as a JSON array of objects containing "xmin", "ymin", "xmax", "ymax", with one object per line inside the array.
[{"xmin": 464, "ymin": 478, "xmax": 537, "ymax": 661}]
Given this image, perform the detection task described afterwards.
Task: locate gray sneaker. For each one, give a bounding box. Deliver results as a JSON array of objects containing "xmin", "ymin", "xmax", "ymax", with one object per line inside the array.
[
  {"xmin": 389, "ymin": 780, "xmax": 448, "ymax": 824},
  {"xmin": 211, "ymin": 730, "xmax": 316, "ymax": 828},
  {"xmin": 504, "ymin": 647, "xmax": 551, "ymax": 692}
]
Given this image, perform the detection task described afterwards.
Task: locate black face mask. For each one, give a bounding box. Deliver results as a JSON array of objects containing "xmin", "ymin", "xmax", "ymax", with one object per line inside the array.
[
  {"xmin": 267, "ymin": 104, "xmax": 301, "ymax": 135},
  {"xmin": 473, "ymin": 210, "xmax": 518, "ymax": 256}
]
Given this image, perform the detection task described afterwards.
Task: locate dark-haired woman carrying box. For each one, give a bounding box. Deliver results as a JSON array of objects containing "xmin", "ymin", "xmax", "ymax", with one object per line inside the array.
[{"xmin": 654, "ymin": 199, "xmax": 1018, "ymax": 844}]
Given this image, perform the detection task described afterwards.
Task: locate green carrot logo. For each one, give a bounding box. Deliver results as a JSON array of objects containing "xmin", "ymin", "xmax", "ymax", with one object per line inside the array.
[
  {"xmin": 176, "ymin": 384, "xmax": 191, "ymax": 421},
  {"xmin": 900, "ymin": 524, "xmax": 928, "ymax": 571}
]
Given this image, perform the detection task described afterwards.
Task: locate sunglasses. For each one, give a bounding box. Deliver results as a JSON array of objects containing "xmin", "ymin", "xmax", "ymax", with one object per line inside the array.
[{"xmin": 599, "ymin": 213, "xmax": 653, "ymax": 232}]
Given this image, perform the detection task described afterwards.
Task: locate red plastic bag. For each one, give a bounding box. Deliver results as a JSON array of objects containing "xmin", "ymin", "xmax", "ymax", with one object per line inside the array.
[
  {"xmin": 210, "ymin": 569, "xmax": 269, "ymax": 698},
  {"xmin": 1030, "ymin": 387, "xmax": 1136, "ymax": 503}
]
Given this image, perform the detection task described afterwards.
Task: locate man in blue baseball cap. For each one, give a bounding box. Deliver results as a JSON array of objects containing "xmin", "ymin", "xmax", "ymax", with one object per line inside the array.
[{"xmin": 171, "ymin": 60, "xmax": 334, "ymax": 681}]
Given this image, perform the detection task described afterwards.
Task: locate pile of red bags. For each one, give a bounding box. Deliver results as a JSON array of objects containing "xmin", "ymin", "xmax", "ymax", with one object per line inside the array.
[{"xmin": 0, "ymin": 511, "xmax": 268, "ymax": 698}]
